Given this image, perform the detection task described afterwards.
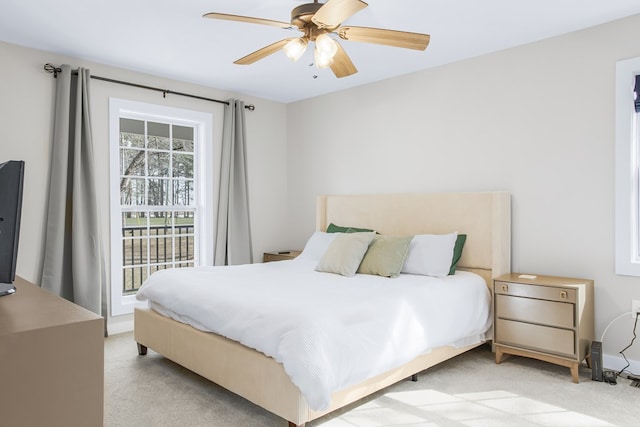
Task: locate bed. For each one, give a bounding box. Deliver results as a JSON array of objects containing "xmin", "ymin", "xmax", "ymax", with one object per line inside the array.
[{"xmin": 134, "ymin": 191, "xmax": 511, "ymax": 426}]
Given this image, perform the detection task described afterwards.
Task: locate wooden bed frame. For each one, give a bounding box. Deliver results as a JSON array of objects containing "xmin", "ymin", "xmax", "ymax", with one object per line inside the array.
[{"xmin": 134, "ymin": 191, "xmax": 511, "ymax": 426}]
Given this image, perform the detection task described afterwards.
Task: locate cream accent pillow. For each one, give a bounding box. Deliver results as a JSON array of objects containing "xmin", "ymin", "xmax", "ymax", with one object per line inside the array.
[
  {"xmin": 357, "ymin": 235, "xmax": 413, "ymax": 278},
  {"xmin": 315, "ymin": 232, "xmax": 376, "ymax": 277},
  {"xmin": 401, "ymin": 232, "xmax": 458, "ymax": 278}
]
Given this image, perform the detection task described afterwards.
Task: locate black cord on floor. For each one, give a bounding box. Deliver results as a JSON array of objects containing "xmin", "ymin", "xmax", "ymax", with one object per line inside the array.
[{"xmin": 616, "ymin": 312, "xmax": 639, "ymax": 378}]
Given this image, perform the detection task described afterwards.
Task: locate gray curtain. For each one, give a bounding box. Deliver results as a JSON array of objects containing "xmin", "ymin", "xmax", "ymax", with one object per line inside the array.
[
  {"xmin": 41, "ymin": 65, "xmax": 107, "ymax": 324},
  {"xmin": 214, "ymin": 99, "xmax": 253, "ymax": 265}
]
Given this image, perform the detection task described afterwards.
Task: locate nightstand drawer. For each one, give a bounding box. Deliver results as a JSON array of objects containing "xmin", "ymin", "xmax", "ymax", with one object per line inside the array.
[
  {"xmin": 495, "ymin": 294, "xmax": 574, "ymax": 328},
  {"xmin": 495, "ymin": 281, "xmax": 576, "ymax": 303},
  {"xmin": 496, "ymin": 318, "xmax": 576, "ymax": 357}
]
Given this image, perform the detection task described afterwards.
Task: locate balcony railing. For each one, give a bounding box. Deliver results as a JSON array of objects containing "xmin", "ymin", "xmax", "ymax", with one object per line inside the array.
[{"xmin": 122, "ymin": 224, "xmax": 194, "ymax": 294}]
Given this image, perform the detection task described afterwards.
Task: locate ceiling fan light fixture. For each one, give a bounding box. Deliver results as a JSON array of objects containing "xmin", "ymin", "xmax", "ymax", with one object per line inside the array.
[
  {"xmin": 205, "ymin": 0, "xmax": 430, "ymax": 78},
  {"xmin": 314, "ymin": 50, "xmax": 333, "ymax": 68},
  {"xmin": 284, "ymin": 37, "xmax": 308, "ymax": 62},
  {"xmin": 314, "ymin": 33, "xmax": 338, "ymax": 68}
]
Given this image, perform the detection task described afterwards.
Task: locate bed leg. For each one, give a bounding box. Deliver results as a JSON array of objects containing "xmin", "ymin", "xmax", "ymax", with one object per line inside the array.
[
  {"xmin": 411, "ymin": 374, "xmax": 418, "ymax": 382},
  {"xmin": 137, "ymin": 343, "xmax": 148, "ymax": 356},
  {"xmin": 288, "ymin": 422, "xmax": 304, "ymax": 427}
]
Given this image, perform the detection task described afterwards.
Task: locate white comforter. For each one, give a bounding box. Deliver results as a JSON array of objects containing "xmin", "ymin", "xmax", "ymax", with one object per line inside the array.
[{"xmin": 136, "ymin": 259, "xmax": 491, "ymax": 411}]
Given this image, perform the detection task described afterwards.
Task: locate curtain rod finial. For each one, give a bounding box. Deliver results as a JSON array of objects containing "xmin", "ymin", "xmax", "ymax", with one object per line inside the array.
[
  {"xmin": 245, "ymin": 104, "xmax": 255, "ymax": 111},
  {"xmin": 43, "ymin": 63, "xmax": 62, "ymax": 78}
]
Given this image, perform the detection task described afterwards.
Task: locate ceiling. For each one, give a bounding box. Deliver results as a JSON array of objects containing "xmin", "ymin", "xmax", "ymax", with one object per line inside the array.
[{"xmin": 2, "ymin": 0, "xmax": 640, "ymax": 103}]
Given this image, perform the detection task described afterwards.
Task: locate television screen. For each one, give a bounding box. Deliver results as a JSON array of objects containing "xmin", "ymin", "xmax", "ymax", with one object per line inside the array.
[{"xmin": 0, "ymin": 160, "xmax": 25, "ymax": 296}]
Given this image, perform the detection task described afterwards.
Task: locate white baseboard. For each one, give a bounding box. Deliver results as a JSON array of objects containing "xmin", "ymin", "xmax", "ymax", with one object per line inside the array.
[
  {"xmin": 603, "ymin": 353, "xmax": 640, "ymax": 376},
  {"xmin": 107, "ymin": 314, "xmax": 134, "ymax": 335}
]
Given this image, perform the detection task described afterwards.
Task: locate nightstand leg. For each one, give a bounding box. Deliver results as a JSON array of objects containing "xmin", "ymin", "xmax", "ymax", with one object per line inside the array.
[
  {"xmin": 570, "ymin": 363, "xmax": 579, "ymax": 383},
  {"xmin": 584, "ymin": 354, "xmax": 592, "ymax": 369},
  {"xmin": 495, "ymin": 346, "xmax": 504, "ymax": 364}
]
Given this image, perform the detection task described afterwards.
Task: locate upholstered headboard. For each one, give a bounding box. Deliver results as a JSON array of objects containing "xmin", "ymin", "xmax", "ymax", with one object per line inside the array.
[{"xmin": 316, "ymin": 192, "xmax": 511, "ymax": 284}]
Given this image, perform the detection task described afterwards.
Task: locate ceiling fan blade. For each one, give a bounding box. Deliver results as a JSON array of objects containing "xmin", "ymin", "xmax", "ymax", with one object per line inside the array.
[
  {"xmin": 312, "ymin": 0, "xmax": 368, "ymax": 29},
  {"xmin": 338, "ymin": 26, "xmax": 430, "ymax": 51},
  {"xmin": 203, "ymin": 12, "xmax": 293, "ymax": 29},
  {"xmin": 330, "ymin": 41, "xmax": 357, "ymax": 78},
  {"xmin": 234, "ymin": 39, "xmax": 296, "ymax": 65}
]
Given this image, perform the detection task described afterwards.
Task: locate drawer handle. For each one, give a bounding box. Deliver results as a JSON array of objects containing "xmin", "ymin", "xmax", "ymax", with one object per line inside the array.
[
  {"xmin": 560, "ymin": 291, "xmax": 568, "ymax": 299},
  {"xmin": 502, "ymin": 284, "xmax": 508, "ymax": 292}
]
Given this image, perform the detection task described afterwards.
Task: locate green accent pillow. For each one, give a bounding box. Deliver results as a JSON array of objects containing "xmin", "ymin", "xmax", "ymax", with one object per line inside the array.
[
  {"xmin": 315, "ymin": 232, "xmax": 376, "ymax": 277},
  {"xmin": 449, "ymin": 234, "xmax": 467, "ymax": 275},
  {"xmin": 357, "ymin": 235, "xmax": 413, "ymax": 278},
  {"xmin": 326, "ymin": 223, "xmax": 376, "ymax": 234}
]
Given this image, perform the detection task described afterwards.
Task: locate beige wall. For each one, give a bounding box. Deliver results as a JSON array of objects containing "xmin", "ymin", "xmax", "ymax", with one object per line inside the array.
[
  {"xmin": 286, "ymin": 14, "xmax": 640, "ymax": 368},
  {"xmin": 0, "ymin": 40, "xmax": 289, "ymax": 329}
]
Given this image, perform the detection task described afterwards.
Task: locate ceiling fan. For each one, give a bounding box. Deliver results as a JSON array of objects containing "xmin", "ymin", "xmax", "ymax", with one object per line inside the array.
[{"xmin": 203, "ymin": 0, "xmax": 430, "ymax": 78}]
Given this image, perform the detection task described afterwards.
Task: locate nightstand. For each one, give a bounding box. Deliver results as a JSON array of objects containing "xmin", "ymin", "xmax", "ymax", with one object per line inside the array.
[
  {"xmin": 263, "ymin": 250, "xmax": 301, "ymax": 263},
  {"xmin": 493, "ymin": 273, "xmax": 594, "ymax": 383}
]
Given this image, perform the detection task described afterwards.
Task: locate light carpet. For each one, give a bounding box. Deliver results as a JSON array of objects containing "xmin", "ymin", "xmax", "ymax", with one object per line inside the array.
[{"xmin": 105, "ymin": 332, "xmax": 639, "ymax": 426}]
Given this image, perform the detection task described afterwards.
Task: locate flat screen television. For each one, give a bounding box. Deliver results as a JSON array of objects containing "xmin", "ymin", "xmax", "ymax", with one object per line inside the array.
[{"xmin": 0, "ymin": 160, "xmax": 25, "ymax": 296}]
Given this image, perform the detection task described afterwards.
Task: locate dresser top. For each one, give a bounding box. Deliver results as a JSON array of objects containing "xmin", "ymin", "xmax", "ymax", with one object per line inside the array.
[{"xmin": 0, "ymin": 276, "xmax": 103, "ymax": 336}]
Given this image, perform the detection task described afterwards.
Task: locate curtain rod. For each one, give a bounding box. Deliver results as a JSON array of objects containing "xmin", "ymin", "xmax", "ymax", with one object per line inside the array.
[{"xmin": 43, "ymin": 63, "xmax": 255, "ymax": 111}]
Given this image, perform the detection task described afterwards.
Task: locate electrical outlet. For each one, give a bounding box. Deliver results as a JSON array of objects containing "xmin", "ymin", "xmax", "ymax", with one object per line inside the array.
[{"xmin": 632, "ymin": 300, "xmax": 640, "ymax": 319}]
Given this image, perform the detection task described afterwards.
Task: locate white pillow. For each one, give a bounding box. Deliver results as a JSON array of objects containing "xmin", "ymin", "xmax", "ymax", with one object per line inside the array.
[
  {"xmin": 401, "ymin": 232, "xmax": 458, "ymax": 278},
  {"xmin": 297, "ymin": 231, "xmax": 338, "ymax": 262}
]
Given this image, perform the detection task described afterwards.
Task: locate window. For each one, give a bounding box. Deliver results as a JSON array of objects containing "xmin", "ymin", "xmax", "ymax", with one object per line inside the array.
[
  {"xmin": 615, "ymin": 57, "xmax": 640, "ymax": 276},
  {"xmin": 109, "ymin": 99, "xmax": 213, "ymax": 315}
]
